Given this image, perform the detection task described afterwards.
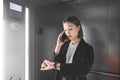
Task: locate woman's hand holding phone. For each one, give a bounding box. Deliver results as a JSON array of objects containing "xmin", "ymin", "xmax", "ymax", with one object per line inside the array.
[{"xmin": 54, "ymin": 31, "xmax": 68, "ymax": 55}]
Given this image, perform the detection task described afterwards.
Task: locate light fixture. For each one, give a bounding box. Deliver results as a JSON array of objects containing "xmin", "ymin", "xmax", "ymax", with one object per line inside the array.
[
  {"xmin": 25, "ymin": 7, "xmax": 29, "ymax": 80},
  {"xmin": 0, "ymin": 0, "xmax": 3, "ymax": 80}
]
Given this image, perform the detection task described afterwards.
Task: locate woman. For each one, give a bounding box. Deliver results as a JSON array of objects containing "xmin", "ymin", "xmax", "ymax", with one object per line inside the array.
[{"xmin": 40, "ymin": 16, "xmax": 94, "ymax": 80}]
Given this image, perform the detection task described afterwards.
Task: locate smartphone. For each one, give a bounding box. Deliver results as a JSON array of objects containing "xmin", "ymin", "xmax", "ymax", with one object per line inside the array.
[{"xmin": 60, "ymin": 32, "xmax": 68, "ymax": 42}]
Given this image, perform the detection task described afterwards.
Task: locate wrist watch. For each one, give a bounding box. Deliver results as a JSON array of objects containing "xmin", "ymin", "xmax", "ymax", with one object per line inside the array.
[{"xmin": 53, "ymin": 62, "xmax": 58, "ymax": 69}]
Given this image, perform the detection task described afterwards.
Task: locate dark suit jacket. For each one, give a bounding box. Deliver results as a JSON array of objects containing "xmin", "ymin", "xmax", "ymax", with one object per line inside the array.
[{"xmin": 53, "ymin": 38, "xmax": 94, "ymax": 80}]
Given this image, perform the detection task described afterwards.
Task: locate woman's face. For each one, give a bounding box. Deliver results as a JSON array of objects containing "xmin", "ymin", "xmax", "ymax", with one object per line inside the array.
[{"xmin": 63, "ymin": 22, "xmax": 80, "ymax": 40}]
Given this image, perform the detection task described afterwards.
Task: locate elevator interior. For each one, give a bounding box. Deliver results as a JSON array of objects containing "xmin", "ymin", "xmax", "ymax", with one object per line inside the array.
[{"xmin": 3, "ymin": 0, "xmax": 120, "ymax": 80}]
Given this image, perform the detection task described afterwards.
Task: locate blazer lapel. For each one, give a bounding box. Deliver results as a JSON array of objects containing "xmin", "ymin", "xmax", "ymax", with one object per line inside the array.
[
  {"xmin": 62, "ymin": 41, "xmax": 70, "ymax": 62},
  {"xmin": 72, "ymin": 39, "xmax": 86, "ymax": 63}
]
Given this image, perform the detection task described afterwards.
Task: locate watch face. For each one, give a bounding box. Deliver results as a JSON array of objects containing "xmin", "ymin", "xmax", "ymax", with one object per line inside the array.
[{"xmin": 53, "ymin": 62, "xmax": 57, "ymax": 69}]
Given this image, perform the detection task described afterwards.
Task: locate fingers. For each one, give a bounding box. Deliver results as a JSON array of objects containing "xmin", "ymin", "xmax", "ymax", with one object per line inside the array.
[
  {"xmin": 41, "ymin": 62, "xmax": 47, "ymax": 68},
  {"xmin": 59, "ymin": 31, "xmax": 64, "ymax": 34},
  {"xmin": 41, "ymin": 60, "xmax": 48, "ymax": 67},
  {"xmin": 58, "ymin": 31, "xmax": 65, "ymax": 40},
  {"xmin": 59, "ymin": 31, "xmax": 65, "ymax": 37},
  {"xmin": 40, "ymin": 60, "xmax": 47, "ymax": 70},
  {"xmin": 40, "ymin": 66, "xmax": 46, "ymax": 71},
  {"xmin": 64, "ymin": 39, "xmax": 69, "ymax": 42},
  {"xmin": 40, "ymin": 60, "xmax": 51, "ymax": 71},
  {"xmin": 40, "ymin": 66, "xmax": 48, "ymax": 71}
]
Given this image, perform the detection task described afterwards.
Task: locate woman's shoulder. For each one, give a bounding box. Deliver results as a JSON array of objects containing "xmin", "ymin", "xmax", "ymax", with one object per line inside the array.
[
  {"xmin": 85, "ymin": 42, "xmax": 93, "ymax": 48},
  {"xmin": 80, "ymin": 38, "xmax": 93, "ymax": 50},
  {"xmin": 81, "ymin": 39, "xmax": 94, "ymax": 56}
]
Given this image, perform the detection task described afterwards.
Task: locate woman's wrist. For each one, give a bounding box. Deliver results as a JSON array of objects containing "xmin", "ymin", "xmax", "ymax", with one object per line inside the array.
[
  {"xmin": 56, "ymin": 63, "xmax": 60, "ymax": 70},
  {"xmin": 54, "ymin": 44, "xmax": 62, "ymax": 54},
  {"xmin": 53, "ymin": 62, "xmax": 57, "ymax": 69},
  {"xmin": 53, "ymin": 62, "xmax": 60, "ymax": 70}
]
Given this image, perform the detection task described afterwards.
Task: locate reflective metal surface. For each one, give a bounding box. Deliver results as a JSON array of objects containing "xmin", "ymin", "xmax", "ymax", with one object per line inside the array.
[{"xmin": 3, "ymin": 0, "xmax": 120, "ymax": 80}]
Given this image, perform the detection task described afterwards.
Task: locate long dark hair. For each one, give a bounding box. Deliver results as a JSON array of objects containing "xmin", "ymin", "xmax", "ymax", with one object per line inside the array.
[{"xmin": 63, "ymin": 16, "xmax": 83, "ymax": 39}]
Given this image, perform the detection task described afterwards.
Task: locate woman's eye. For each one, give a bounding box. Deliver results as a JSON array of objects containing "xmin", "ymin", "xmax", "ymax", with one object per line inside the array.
[{"xmin": 69, "ymin": 29, "xmax": 72, "ymax": 30}]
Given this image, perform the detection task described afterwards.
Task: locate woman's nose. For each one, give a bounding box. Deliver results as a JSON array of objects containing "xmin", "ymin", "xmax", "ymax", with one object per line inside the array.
[{"xmin": 66, "ymin": 30, "xmax": 70, "ymax": 35}]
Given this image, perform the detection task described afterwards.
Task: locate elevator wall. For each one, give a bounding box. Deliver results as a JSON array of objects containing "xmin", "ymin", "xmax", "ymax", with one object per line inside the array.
[
  {"xmin": 32, "ymin": 0, "xmax": 120, "ymax": 80},
  {"xmin": 3, "ymin": 0, "xmax": 26, "ymax": 80}
]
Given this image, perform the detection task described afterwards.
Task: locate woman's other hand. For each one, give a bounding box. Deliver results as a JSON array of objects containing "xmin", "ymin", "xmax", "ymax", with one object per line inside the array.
[{"xmin": 40, "ymin": 60, "xmax": 55, "ymax": 71}]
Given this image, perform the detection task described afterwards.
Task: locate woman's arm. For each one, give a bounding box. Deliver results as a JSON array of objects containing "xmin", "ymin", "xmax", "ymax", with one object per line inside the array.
[
  {"xmin": 56, "ymin": 46, "xmax": 94, "ymax": 76},
  {"xmin": 40, "ymin": 46, "xmax": 94, "ymax": 76},
  {"xmin": 54, "ymin": 31, "xmax": 67, "ymax": 55}
]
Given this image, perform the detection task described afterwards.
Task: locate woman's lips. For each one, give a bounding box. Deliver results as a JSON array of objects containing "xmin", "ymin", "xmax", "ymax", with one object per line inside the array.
[{"xmin": 67, "ymin": 35, "xmax": 71, "ymax": 38}]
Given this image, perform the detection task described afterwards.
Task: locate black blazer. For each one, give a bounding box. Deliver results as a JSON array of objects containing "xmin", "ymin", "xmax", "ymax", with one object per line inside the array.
[{"xmin": 53, "ymin": 38, "xmax": 94, "ymax": 80}]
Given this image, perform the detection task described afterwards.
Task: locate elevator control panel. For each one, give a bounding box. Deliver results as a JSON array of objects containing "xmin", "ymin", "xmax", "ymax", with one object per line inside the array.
[{"xmin": 9, "ymin": 2, "xmax": 23, "ymax": 19}]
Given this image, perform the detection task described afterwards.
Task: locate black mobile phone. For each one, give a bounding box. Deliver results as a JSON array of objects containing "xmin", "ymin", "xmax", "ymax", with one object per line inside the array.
[{"xmin": 61, "ymin": 32, "xmax": 68, "ymax": 42}]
